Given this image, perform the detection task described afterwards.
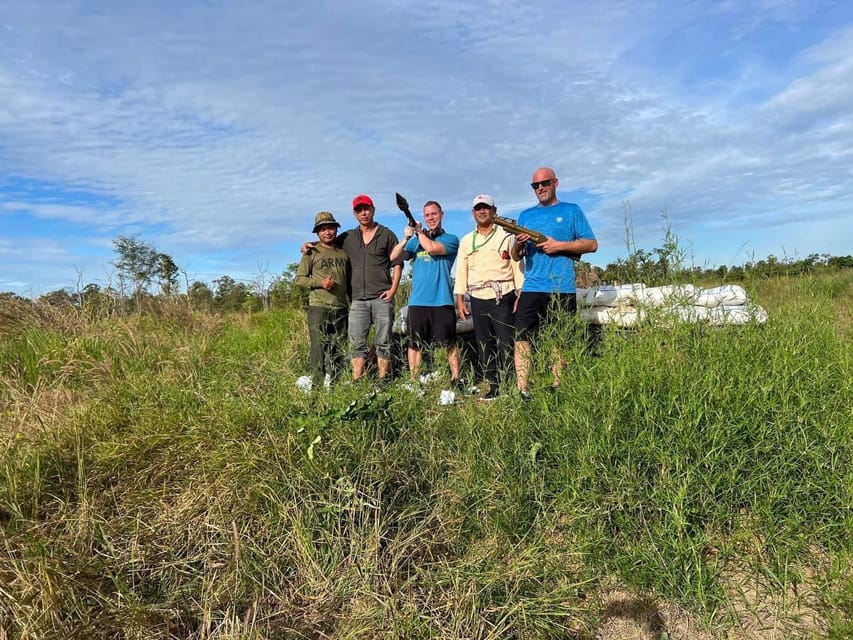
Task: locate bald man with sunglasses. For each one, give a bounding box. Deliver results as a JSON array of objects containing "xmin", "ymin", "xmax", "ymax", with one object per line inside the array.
[{"xmin": 511, "ymin": 167, "xmax": 598, "ymax": 398}]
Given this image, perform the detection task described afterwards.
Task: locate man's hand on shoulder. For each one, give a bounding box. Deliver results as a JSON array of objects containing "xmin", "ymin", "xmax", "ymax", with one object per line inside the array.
[{"xmin": 301, "ymin": 242, "xmax": 317, "ymax": 255}]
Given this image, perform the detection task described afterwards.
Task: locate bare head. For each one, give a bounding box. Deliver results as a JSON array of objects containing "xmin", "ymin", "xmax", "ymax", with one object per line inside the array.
[
  {"xmin": 422, "ymin": 200, "xmax": 444, "ymax": 231},
  {"xmin": 530, "ymin": 167, "xmax": 558, "ymax": 206}
]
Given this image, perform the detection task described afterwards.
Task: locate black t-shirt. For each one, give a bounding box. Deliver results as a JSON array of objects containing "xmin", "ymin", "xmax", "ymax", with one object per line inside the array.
[{"xmin": 339, "ymin": 225, "xmax": 403, "ymax": 300}]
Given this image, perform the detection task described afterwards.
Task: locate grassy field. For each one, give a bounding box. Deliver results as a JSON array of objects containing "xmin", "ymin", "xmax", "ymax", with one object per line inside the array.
[{"xmin": 1, "ymin": 271, "xmax": 852, "ymax": 639}]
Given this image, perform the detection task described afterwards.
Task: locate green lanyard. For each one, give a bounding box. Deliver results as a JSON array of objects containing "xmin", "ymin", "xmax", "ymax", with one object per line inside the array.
[{"xmin": 472, "ymin": 227, "xmax": 496, "ymax": 252}]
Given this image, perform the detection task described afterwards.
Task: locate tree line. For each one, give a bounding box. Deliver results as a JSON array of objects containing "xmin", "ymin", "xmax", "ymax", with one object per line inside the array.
[
  {"xmin": 4, "ymin": 234, "xmax": 852, "ymax": 314},
  {"xmin": 4, "ymin": 235, "xmax": 307, "ymax": 314}
]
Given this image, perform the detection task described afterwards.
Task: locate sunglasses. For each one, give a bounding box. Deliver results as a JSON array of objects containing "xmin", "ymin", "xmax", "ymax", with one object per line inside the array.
[
  {"xmin": 530, "ymin": 179, "xmax": 555, "ymax": 189},
  {"xmin": 473, "ymin": 204, "xmax": 493, "ymax": 212}
]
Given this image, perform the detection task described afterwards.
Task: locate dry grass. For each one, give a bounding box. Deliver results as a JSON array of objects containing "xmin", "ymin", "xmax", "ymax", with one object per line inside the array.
[{"xmin": 1, "ymin": 272, "xmax": 851, "ymax": 638}]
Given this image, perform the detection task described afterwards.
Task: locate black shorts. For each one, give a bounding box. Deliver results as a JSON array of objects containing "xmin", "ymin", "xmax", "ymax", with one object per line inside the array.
[
  {"xmin": 514, "ymin": 292, "xmax": 577, "ymax": 341},
  {"xmin": 408, "ymin": 305, "xmax": 457, "ymax": 348}
]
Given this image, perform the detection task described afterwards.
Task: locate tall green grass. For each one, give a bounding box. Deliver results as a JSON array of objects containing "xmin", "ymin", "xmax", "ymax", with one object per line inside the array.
[{"xmin": 1, "ymin": 273, "xmax": 851, "ymax": 638}]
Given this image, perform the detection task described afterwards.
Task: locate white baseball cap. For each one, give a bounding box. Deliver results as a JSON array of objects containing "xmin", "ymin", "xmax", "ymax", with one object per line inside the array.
[{"xmin": 472, "ymin": 194, "xmax": 496, "ymax": 208}]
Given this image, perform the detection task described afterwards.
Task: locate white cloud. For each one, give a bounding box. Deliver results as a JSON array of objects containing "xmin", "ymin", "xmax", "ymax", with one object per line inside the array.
[{"xmin": 1, "ymin": 1, "xmax": 852, "ymax": 294}]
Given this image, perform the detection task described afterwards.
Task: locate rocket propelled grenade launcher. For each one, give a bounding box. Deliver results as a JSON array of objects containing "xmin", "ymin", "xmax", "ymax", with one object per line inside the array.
[
  {"xmin": 493, "ymin": 216, "xmax": 547, "ymax": 244},
  {"xmin": 395, "ymin": 193, "xmax": 418, "ymax": 228},
  {"xmin": 494, "ymin": 216, "xmax": 581, "ymax": 261}
]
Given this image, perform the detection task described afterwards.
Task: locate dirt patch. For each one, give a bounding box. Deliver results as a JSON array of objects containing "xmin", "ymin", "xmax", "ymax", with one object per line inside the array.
[
  {"xmin": 719, "ymin": 560, "xmax": 828, "ymax": 639},
  {"xmin": 595, "ymin": 553, "xmax": 837, "ymax": 640},
  {"xmin": 596, "ymin": 589, "xmax": 715, "ymax": 640}
]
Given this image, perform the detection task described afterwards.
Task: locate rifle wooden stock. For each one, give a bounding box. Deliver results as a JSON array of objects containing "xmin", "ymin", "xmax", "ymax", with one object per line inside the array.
[{"xmin": 494, "ymin": 216, "xmax": 581, "ymax": 261}]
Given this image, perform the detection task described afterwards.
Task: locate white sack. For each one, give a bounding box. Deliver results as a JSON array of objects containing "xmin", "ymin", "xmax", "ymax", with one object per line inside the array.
[
  {"xmin": 648, "ymin": 305, "xmax": 710, "ymax": 326},
  {"xmin": 708, "ymin": 304, "xmax": 768, "ymax": 326},
  {"xmin": 671, "ymin": 305, "xmax": 710, "ymax": 323},
  {"xmin": 638, "ymin": 284, "xmax": 697, "ymax": 307},
  {"xmin": 585, "ymin": 283, "xmax": 646, "ymax": 307},
  {"xmin": 695, "ymin": 284, "xmax": 748, "ymax": 308},
  {"xmin": 581, "ymin": 306, "xmax": 645, "ymax": 327}
]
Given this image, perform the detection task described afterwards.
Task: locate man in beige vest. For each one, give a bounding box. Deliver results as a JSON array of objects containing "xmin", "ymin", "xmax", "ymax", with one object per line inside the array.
[{"xmin": 453, "ymin": 195, "xmax": 524, "ymax": 400}]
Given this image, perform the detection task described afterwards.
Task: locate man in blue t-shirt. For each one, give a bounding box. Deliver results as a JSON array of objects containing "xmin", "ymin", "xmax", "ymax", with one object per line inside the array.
[
  {"xmin": 511, "ymin": 167, "xmax": 598, "ymax": 398},
  {"xmin": 390, "ymin": 200, "xmax": 462, "ymax": 386}
]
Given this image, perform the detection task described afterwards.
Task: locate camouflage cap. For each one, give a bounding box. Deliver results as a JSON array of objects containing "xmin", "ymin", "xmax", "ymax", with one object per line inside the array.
[{"xmin": 312, "ymin": 211, "xmax": 341, "ymax": 233}]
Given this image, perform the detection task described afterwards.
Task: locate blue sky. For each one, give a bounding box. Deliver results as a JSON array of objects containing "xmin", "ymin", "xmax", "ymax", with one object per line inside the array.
[{"xmin": 2, "ymin": 0, "xmax": 852, "ymax": 295}]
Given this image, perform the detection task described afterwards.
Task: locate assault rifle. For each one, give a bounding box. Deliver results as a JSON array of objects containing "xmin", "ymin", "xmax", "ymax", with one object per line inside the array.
[
  {"xmin": 395, "ymin": 193, "xmax": 418, "ymax": 227},
  {"xmin": 494, "ymin": 216, "xmax": 581, "ymax": 261}
]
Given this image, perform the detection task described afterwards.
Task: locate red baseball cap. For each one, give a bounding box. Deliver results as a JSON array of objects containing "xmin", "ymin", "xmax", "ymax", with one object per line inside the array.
[{"xmin": 352, "ymin": 194, "xmax": 374, "ymax": 209}]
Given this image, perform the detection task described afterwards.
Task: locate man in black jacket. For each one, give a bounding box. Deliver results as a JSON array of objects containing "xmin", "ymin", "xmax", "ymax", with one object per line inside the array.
[{"xmin": 303, "ymin": 194, "xmax": 403, "ymax": 380}]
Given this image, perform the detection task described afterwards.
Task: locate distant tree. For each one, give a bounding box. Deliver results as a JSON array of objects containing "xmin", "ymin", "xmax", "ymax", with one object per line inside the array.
[
  {"xmin": 73, "ymin": 283, "xmax": 110, "ymax": 315},
  {"xmin": 270, "ymin": 262, "xmax": 308, "ymax": 309},
  {"xmin": 251, "ymin": 261, "xmax": 273, "ymax": 311},
  {"xmin": 39, "ymin": 288, "xmax": 75, "ymax": 307},
  {"xmin": 601, "ymin": 249, "xmax": 654, "ymax": 284},
  {"xmin": 242, "ymin": 293, "xmax": 264, "ymax": 313},
  {"xmin": 113, "ymin": 235, "xmax": 159, "ymax": 309},
  {"xmin": 213, "ymin": 275, "xmax": 236, "ymax": 302},
  {"xmin": 156, "ymin": 253, "xmax": 179, "ymax": 296},
  {"xmin": 829, "ymin": 255, "xmax": 853, "ymax": 269},
  {"xmin": 74, "ymin": 266, "xmax": 86, "ymax": 307},
  {"xmin": 82, "ymin": 282, "xmax": 102, "ymax": 298},
  {"xmin": 213, "ymin": 275, "xmax": 249, "ymax": 312},
  {"xmin": 188, "ymin": 281, "xmax": 214, "ymax": 311}
]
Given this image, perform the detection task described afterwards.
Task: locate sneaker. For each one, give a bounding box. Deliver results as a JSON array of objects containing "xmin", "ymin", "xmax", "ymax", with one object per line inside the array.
[{"xmin": 519, "ymin": 390, "xmax": 533, "ymax": 402}]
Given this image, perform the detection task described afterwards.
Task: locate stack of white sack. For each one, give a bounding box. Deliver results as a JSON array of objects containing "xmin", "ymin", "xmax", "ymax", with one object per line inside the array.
[{"xmin": 578, "ymin": 283, "xmax": 768, "ymax": 327}]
